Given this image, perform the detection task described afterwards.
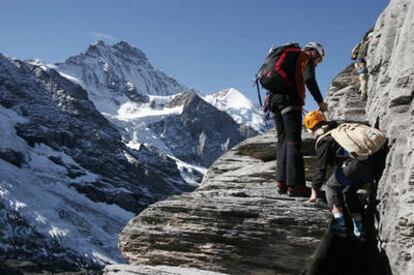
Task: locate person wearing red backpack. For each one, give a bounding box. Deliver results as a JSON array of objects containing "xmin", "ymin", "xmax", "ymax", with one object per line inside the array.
[{"xmin": 258, "ymin": 42, "xmax": 328, "ymax": 197}]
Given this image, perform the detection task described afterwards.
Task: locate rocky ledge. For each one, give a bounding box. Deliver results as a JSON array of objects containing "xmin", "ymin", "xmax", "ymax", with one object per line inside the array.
[{"xmin": 118, "ymin": 129, "xmax": 331, "ymax": 275}]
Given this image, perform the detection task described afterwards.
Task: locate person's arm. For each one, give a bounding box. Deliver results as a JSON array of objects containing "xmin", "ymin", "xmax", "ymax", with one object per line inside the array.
[
  {"xmin": 311, "ymin": 139, "xmax": 330, "ymax": 192},
  {"xmin": 303, "ymin": 62, "xmax": 328, "ymax": 112}
]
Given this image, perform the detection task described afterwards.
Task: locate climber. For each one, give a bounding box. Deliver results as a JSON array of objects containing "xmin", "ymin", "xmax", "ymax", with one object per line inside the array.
[
  {"xmin": 304, "ymin": 110, "xmax": 387, "ymax": 239},
  {"xmin": 257, "ymin": 42, "xmax": 328, "ymax": 197},
  {"xmin": 351, "ymin": 29, "xmax": 374, "ymax": 100}
]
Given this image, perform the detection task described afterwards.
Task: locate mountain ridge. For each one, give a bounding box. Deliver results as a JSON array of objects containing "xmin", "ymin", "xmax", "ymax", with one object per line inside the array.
[{"xmin": 0, "ymin": 39, "xmax": 260, "ymax": 272}]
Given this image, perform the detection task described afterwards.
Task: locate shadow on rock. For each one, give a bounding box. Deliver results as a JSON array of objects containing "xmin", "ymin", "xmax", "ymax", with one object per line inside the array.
[{"xmin": 301, "ymin": 230, "xmax": 392, "ymax": 275}]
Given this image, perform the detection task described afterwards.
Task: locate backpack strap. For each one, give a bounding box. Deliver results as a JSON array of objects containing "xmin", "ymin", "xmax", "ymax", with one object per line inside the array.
[
  {"xmin": 294, "ymin": 51, "xmax": 311, "ymax": 106},
  {"xmin": 274, "ymin": 47, "xmax": 302, "ymax": 87}
]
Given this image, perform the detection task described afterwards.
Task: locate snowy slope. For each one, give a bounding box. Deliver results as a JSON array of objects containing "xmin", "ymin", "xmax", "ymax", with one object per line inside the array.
[
  {"xmin": 0, "ymin": 106, "xmax": 134, "ymax": 268},
  {"xmin": 0, "ymin": 54, "xmax": 197, "ymax": 270},
  {"xmin": 110, "ymin": 93, "xmax": 207, "ymax": 180},
  {"xmin": 204, "ymin": 88, "xmax": 269, "ymax": 132}
]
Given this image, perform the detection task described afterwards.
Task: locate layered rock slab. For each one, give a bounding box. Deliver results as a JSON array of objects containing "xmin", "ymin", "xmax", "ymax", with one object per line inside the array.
[
  {"xmin": 326, "ymin": 64, "xmax": 367, "ymax": 123},
  {"xmin": 119, "ymin": 130, "xmax": 330, "ymax": 275}
]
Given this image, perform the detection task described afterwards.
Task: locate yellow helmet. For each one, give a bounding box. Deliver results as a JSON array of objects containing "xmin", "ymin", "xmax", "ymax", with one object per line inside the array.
[{"xmin": 304, "ymin": 110, "xmax": 326, "ymax": 129}]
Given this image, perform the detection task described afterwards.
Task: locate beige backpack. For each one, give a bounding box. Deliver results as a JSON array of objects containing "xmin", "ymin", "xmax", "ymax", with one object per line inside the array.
[{"xmin": 316, "ymin": 123, "xmax": 387, "ymax": 160}]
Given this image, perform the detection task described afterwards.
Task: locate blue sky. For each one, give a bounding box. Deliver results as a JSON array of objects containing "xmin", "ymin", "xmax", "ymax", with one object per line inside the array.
[{"xmin": 0, "ymin": 0, "xmax": 388, "ymax": 109}]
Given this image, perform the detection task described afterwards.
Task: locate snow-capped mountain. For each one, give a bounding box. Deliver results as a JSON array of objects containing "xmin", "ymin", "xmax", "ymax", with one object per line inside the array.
[
  {"xmin": 204, "ymin": 88, "xmax": 270, "ymax": 132},
  {"xmin": 51, "ymin": 40, "xmax": 192, "ymax": 115},
  {"xmin": 50, "ymin": 41, "xmax": 257, "ymax": 167},
  {"xmin": 0, "ymin": 54, "xmax": 194, "ymax": 271},
  {"xmin": 148, "ymin": 92, "xmax": 257, "ymax": 166}
]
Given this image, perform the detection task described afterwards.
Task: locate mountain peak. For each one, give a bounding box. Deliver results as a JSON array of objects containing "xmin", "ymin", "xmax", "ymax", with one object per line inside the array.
[
  {"xmin": 83, "ymin": 40, "xmax": 148, "ymax": 62},
  {"xmin": 114, "ymin": 40, "xmax": 133, "ymax": 49},
  {"xmin": 113, "ymin": 41, "xmax": 147, "ymax": 61},
  {"xmin": 56, "ymin": 39, "xmax": 187, "ymax": 109},
  {"xmin": 206, "ymin": 88, "xmax": 254, "ymax": 109},
  {"xmin": 204, "ymin": 88, "xmax": 267, "ymax": 132},
  {"xmin": 219, "ymin": 88, "xmax": 244, "ymax": 98},
  {"xmin": 85, "ymin": 40, "xmax": 110, "ymax": 56},
  {"xmin": 93, "ymin": 40, "xmax": 106, "ymax": 47}
]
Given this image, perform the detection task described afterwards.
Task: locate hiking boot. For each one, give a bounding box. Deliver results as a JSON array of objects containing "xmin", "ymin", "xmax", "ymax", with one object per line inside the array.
[
  {"xmin": 276, "ymin": 181, "xmax": 287, "ymax": 194},
  {"xmin": 287, "ymin": 185, "xmax": 311, "ymax": 197},
  {"xmin": 352, "ymin": 218, "xmax": 365, "ymax": 240}
]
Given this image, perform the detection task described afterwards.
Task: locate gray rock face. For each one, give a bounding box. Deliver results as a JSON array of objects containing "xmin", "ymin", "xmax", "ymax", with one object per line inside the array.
[
  {"xmin": 325, "ymin": 1, "xmax": 414, "ymax": 274},
  {"xmin": 104, "ymin": 264, "xmax": 226, "ymax": 275},
  {"xmin": 0, "ymin": 148, "xmax": 24, "ymax": 167},
  {"xmin": 119, "ymin": 130, "xmax": 330, "ymax": 274},
  {"xmin": 326, "ymin": 64, "xmax": 367, "ymax": 122},
  {"xmin": 149, "ymin": 92, "xmax": 258, "ymax": 167},
  {"xmin": 365, "ymin": 1, "xmax": 414, "ymax": 274}
]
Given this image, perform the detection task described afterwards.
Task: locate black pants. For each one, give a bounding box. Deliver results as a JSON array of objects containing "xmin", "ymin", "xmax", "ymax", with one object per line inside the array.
[
  {"xmin": 274, "ymin": 108, "xmax": 305, "ymax": 186},
  {"xmin": 325, "ymin": 147, "xmax": 387, "ymax": 213}
]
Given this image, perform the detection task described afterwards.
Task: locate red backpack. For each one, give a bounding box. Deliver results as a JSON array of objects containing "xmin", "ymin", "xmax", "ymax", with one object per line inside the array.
[{"xmin": 257, "ymin": 43, "xmax": 302, "ymax": 91}]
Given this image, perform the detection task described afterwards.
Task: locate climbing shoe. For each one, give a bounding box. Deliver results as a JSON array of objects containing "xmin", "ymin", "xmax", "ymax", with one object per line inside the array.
[
  {"xmin": 276, "ymin": 181, "xmax": 287, "ymax": 194},
  {"xmin": 287, "ymin": 185, "xmax": 311, "ymax": 197},
  {"xmin": 352, "ymin": 218, "xmax": 365, "ymax": 240}
]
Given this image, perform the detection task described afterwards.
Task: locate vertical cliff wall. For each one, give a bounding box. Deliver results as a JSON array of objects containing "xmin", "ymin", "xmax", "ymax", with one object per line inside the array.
[
  {"xmin": 326, "ymin": 0, "xmax": 414, "ymax": 274},
  {"xmin": 368, "ymin": 1, "xmax": 414, "ymax": 274}
]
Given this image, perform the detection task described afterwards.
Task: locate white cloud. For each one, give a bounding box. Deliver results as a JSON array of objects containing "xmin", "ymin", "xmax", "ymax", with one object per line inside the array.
[{"xmin": 89, "ymin": 32, "xmax": 118, "ymax": 42}]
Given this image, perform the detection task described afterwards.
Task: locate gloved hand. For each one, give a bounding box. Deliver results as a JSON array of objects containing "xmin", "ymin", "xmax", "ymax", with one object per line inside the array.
[{"xmin": 319, "ymin": 101, "xmax": 328, "ymax": 113}]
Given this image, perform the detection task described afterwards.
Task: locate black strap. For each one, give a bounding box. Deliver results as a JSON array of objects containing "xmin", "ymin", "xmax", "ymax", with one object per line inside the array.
[{"xmin": 255, "ymin": 78, "xmax": 263, "ymax": 107}]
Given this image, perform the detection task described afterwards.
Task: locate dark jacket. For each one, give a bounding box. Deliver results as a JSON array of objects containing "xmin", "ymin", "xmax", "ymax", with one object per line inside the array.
[
  {"xmin": 311, "ymin": 135, "xmax": 348, "ymax": 192},
  {"xmin": 303, "ymin": 61, "xmax": 324, "ymax": 104}
]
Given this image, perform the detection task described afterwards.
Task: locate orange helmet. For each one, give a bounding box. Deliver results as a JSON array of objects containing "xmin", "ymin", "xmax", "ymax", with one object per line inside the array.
[{"xmin": 304, "ymin": 110, "xmax": 326, "ymax": 129}]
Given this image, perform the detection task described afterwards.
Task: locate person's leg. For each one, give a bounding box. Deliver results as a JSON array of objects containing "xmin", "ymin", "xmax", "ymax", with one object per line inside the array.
[
  {"xmin": 359, "ymin": 72, "xmax": 368, "ymax": 99},
  {"xmin": 283, "ymin": 110, "xmax": 305, "ymax": 186},
  {"xmin": 343, "ymin": 183, "xmax": 364, "ymax": 238},
  {"xmin": 275, "ymin": 111, "xmax": 286, "ymax": 182},
  {"xmin": 274, "ymin": 111, "xmax": 287, "ymax": 193},
  {"xmin": 281, "ymin": 109, "xmax": 309, "ymax": 196},
  {"xmin": 338, "ymin": 159, "xmax": 376, "ymax": 239},
  {"xmin": 326, "ymin": 171, "xmax": 347, "ymax": 236},
  {"xmin": 326, "ymin": 148, "xmax": 388, "ymax": 238},
  {"xmin": 356, "ymin": 60, "xmax": 368, "ymax": 100}
]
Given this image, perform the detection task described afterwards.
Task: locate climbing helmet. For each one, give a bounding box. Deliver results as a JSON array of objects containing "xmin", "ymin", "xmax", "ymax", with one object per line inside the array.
[
  {"xmin": 304, "ymin": 110, "xmax": 326, "ymax": 130},
  {"xmin": 304, "ymin": 42, "xmax": 325, "ymax": 60}
]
